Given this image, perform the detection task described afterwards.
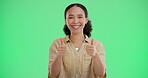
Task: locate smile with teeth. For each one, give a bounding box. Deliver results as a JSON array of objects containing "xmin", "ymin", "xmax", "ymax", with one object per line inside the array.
[{"xmin": 71, "ymin": 25, "xmax": 81, "ymax": 29}]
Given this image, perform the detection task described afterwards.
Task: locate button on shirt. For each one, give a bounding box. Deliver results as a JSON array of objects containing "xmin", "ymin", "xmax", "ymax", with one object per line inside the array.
[{"xmin": 48, "ymin": 35, "xmax": 106, "ymax": 78}]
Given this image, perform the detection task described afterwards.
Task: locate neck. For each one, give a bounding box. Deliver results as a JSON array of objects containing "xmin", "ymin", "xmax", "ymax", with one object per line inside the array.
[{"xmin": 70, "ymin": 33, "xmax": 85, "ymax": 44}]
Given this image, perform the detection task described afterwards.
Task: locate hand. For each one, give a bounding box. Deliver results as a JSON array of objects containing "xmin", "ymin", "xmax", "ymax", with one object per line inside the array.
[
  {"xmin": 86, "ymin": 39, "xmax": 97, "ymax": 57},
  {"xmin": 57, "ymin": 38, "xmax": 66, "ymax": 57}
]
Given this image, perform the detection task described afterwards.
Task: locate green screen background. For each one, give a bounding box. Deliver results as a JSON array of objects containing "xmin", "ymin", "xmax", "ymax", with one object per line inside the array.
[{"xmin": 1, "ymin": 0, "xmax": 148, "ymax": 78}]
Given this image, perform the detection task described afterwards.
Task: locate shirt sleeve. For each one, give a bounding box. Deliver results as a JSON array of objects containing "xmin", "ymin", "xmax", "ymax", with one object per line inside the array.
[
  {"xmin": 96, "ymin": 41, "xmax": 106, "ymax": 68},
  {"xmin": 96, "ymin": 41, "xmax": 107, "ymax": 78},
  {"xmin": 48, "ymin": 40, "xmax": 58, "ymax": 78}
]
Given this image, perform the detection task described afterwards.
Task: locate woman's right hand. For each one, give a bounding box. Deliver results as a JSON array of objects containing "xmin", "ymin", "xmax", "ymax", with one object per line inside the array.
[
  {"xmin": 57, "ymin": 38, "xmax": 66, "ymax": 57},
  {"xmin": 50, "ymin": 38, "xmax": 66, "ymax": 77}
]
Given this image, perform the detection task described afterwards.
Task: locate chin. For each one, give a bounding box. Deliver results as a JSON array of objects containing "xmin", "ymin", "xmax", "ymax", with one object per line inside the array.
[{"xmin": 71, "ymin": 30, "xmax": 82, "ymax": 34}]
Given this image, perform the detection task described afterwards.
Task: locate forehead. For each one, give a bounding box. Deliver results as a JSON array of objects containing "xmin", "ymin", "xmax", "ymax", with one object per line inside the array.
[{"xmin": 66, "ymin": 6, "xmax": 85, "ymax": 15}]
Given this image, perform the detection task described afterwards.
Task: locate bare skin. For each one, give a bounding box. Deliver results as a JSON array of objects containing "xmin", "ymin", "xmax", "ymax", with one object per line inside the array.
[{"xmin": 50, "ymin": 6, "xmax": 105, "ymax": 77}]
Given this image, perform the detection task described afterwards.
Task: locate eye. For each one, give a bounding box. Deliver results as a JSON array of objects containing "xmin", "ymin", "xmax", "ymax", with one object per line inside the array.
[
  {"xmin": 78, "ymin": 16, "xmax": 83, "ymax": 18},
  {"xmin": 68, "ymin": 17, "xmax": 73, "ymax": 19}
]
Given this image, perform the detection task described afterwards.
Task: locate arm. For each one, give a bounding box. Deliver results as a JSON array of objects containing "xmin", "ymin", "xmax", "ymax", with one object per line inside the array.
[
  {"xmin": 93, "ymin": 53, "xmax": 106, "ymax": 77},
  {"xmin": 49, "ymin": 38, "xmax": 66, "ymax": 77},
  {"xmin": 50, "ymin": 55, "xmax": 62, "ymax": 77},
  {"xmin": 93, "ymin": 42, "xmax": 106, "ymax": 77},
  {"xmin": 86, "ymin": 39, "xmax": 106, "ymax": 77}
]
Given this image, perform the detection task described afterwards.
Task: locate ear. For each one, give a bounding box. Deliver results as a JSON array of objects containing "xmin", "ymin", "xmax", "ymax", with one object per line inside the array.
[
  {"xmin": 85, "ymin": 18, "xmax": 88, "ymax": 24},
  {"xmin": 64, "ymin": 19, "xmax": 67, "ymax": 24}
]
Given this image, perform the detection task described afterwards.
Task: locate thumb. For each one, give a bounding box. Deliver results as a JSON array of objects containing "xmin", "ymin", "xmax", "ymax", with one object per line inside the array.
[
  {"xmin": 91, "ymin": 39, "xmax": 94, "ymax": 45},
  {"xmin": 60, "ymin": 38, "xmax": 64, "ymax": 45}
]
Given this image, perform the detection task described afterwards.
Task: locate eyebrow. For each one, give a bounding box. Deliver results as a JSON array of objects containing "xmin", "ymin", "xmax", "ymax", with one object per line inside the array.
[
  {"xmin": 78, "ymin": 14, "xmax": 83, "ymax": 17},
  {"xmin": 68, "ymin": 14, "xmax": 74, "ymax": 17},
  {"xmin": 68, "ymin": 14, "xmax": 84, "ymax": 17}
]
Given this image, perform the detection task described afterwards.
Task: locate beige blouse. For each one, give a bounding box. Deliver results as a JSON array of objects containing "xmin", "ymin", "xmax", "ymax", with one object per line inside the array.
[{"xmin": 48, "ymin": 35, "xmax": 106, "ymax": 78}]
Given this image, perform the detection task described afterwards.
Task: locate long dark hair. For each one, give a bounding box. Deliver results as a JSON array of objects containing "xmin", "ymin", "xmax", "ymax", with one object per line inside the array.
[{"xmin": 63, "ymin": 3, "xmax": 92, "ymax": 38}]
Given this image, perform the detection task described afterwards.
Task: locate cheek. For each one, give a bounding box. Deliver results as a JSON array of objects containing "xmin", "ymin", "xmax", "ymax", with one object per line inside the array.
[
  {"xmin": 66, "ymin": 20, "xmax": 72, "ymax": 29},
  {"xmin": 67, "ymin": 19, "xmax": 73, "ymax": 24},
  {"xmin": 79, "ymin": 19, "xmax": 85, "ymax": 24}
]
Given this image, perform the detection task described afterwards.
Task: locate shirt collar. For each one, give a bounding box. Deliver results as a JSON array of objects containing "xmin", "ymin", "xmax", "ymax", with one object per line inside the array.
[{"xmin": 64, "ymin": 35, "xmax": 90, "ymax": 43}]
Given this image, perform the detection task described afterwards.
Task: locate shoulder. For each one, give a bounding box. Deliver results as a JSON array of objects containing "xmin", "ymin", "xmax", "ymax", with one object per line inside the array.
[
  {"xmin": 49, "ymin": 38, "xmax": 62, "ymax": 50},
  {"xmin": 94, "ymin": 40, "xmax": 105, "ymax": 54},
  {"xmin": 51, "ymin": 36, "xmax": 67, "ymax": 46},
  {"xmin": 51, "ymin": 38, "xmax": 61, "ymax": 46},
  {"xmin": 94, "ymin": 39, "xmax": 104, "ymax": 47}
]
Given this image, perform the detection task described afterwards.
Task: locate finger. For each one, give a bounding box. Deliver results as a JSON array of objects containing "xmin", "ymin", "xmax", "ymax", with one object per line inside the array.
[
  {"xmin": 58, "ymin": 47, "xmax": 66, "ymax": 50},
  {"xmin": 59, "ymin": 45, "xmax": 66, "ymax": 48},
  {"xmin": 60, "ymin": 38, "xmax": 64, "ymax": 45},
  {"xmin": 86, "ymin": 45, "xmax": 94, "ymax": 48},
  {"xmin": 86, "ymin": 49, "xmax": 94, "ymax": 51},
  {"xmin": 59, "ymin": 51, "xmax": 66, "ymax": 53},
  {"xmin": 91, "ymin": 39, "xmax": 94, "ymax": 45},
  {"xmin": 58, "ymin": 48, "xmax": 66, "ymax": 51},
  {"xmin": 86, "ymin": 49, "xmax": 94, "ymax": 53}
]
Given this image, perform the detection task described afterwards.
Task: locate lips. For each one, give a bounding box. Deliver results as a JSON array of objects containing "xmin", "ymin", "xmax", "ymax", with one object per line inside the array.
[{"xmin": 71, "ymin": 25, "xmax": 81, "ymax": 29}]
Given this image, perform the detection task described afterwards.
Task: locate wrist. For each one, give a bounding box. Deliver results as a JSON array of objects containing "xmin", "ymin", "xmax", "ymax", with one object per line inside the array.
[
  {"xmin": 93, "ymin": 53, "xmax": 99, "ymax": 59},
  {"xmin": 56, "ymin": 54, "xmax": 63, "ymax": 59}
]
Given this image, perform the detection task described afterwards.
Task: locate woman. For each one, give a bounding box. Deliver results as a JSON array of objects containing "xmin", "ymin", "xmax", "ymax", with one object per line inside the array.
[{"xmin": 48, "ymin": 3, "xmax": 106, "ymax": 78}]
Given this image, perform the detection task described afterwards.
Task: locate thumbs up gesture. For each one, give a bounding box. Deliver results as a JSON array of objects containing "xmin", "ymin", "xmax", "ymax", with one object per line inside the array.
[
  {"xmin": 86, "ymin": 39, "xmax": 97, "ymax": 57},
  {"xmin": 57, "ymin": 38, "xmax": 66, "ymax": 57}
]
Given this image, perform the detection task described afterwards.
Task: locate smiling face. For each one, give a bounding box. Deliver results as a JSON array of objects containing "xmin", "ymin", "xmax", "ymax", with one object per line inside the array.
[{"xmin": 65, "ymin": 6, "xmax": 88, "ymax": 34}]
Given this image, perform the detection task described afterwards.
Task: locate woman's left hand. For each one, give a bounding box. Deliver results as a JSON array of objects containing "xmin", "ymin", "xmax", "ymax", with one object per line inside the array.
[{"xmin": 86, "ymin": 39, "xmax": 97, "ymax": 57}]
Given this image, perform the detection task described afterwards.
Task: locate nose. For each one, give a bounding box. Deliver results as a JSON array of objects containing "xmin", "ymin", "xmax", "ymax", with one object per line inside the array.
[{"xmin": 73, "ymin": 17, "xmax": 79, "ymax": 24}]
